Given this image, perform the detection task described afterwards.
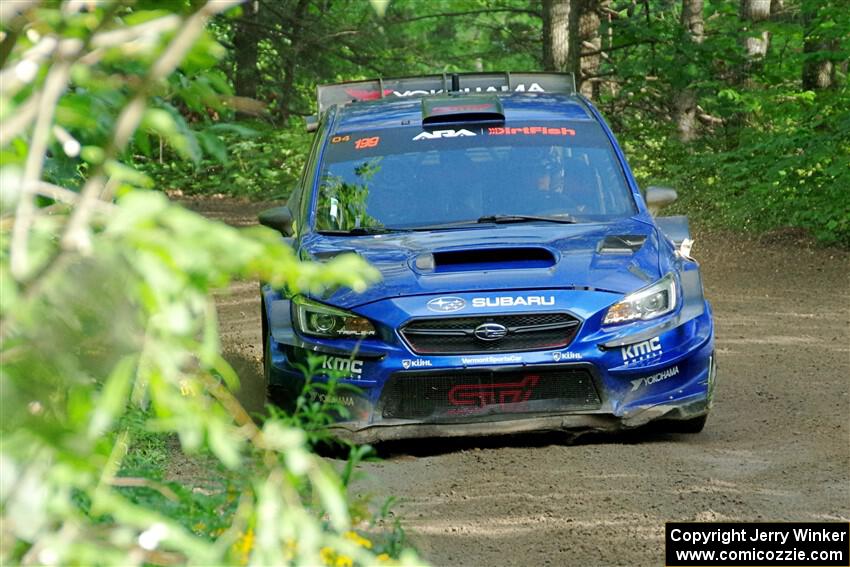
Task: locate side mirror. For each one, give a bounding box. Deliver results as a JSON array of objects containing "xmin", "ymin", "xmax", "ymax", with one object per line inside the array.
[
  {"xmin": 258, "ymin": 206, "xmax": 293, "ymax": 236},
  {"xmin": 645, "ymin": 186, "xmax": 677, "ymax": 216}
]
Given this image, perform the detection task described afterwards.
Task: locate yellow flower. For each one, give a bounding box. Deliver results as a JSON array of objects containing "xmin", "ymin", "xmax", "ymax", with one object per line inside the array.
[
  {"xmin": 232, "ymin": 528, "xmax": 254, "ymax": 565},
  {"xmin": 343, "ymin": 530, "xmax": 373, "ymax": 549},
  {"xmin": 376, "ymin": 553, "xmax": 391, "ymax": 562},
  {"xmin": 335, "ymin": 555, "xmax": 353, "ymax": 567},
  {"xmin": 320, "ymin": 546, "xmax": 336, "ymax": 565},
  {"xmin": 179, "ymin": 379, "xmax": 196, "ymax": 396}
]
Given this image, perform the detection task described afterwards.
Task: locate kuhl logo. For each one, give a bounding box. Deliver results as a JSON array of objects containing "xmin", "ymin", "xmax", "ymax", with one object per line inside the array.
[
  {"xmin": 427, "ymin": 296, "xmax": 466, "ymax": 313},
  {"xmin": 402, "ymin": 359, "xmax": 432, "ymax": 370},
  {"xmin": 552, "ymin": 351, "xmax": 583, "ymax": 362}
]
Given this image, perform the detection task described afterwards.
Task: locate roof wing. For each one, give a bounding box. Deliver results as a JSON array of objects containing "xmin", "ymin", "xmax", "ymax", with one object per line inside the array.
[{"xmin": 316, "ymin": 72, "xmax": 576, "ymax": 114}]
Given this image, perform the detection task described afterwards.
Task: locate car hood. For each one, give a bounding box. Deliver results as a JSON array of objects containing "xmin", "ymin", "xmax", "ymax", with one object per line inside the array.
[{"xmin": 301, "ymin": 218, "xmax": 663, "ymax": 310}]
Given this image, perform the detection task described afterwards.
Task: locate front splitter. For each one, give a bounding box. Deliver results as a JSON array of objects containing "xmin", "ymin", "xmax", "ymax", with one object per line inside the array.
[{"xmin": 327, "ymin": 397, "xmax": 709, "ymax": 443}]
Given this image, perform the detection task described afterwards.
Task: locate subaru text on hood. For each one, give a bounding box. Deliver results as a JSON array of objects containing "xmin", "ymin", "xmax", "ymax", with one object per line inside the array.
[{"xmin": 258, "ymin": 72, "xmax": 716, "ymax": 443}]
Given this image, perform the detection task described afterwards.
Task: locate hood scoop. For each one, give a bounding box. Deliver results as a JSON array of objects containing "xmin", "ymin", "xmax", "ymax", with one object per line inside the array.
[
  {"xmin": 417, "ymin": 247, "xmax": 556, "ymax": 273},
  {"xmin": 597, "ymin": 235, "xmax": 647, "ymax": 254}
]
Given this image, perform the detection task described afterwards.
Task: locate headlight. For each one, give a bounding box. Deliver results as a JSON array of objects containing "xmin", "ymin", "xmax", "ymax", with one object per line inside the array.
[
  {"xmin": 603, "ymin": 273, "xmax": 677, "ymax": 325},
  {"xmin": 292, "ymin": 295, "xmax": 376, "ymax": 339}
]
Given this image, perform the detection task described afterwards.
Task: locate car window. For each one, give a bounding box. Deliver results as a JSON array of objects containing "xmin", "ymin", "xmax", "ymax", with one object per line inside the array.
[{"xmin": 314, "ymin": 122, "xmax": 636, "ymax": 231}]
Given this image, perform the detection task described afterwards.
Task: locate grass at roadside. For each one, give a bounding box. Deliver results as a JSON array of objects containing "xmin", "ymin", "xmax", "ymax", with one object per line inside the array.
[{"xmin": 114, "ymin": 408, "xmax": 413, "ymax": 563}]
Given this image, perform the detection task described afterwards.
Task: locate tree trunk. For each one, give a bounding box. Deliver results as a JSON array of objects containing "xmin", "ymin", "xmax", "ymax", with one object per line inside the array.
[
  {"xmin": 802, "ymin": 4, "xmax": 836, "ymax": 90},
  {"xmin": 740, "ymin": 0, "xmax": 771, "ymax": 81},
  {"xmin": 234, "ymin": 0, "xmax": 259, "ymax": 100},
  {"xmin": 543, "ymin": 0, "xmax": 579, "ymax": 78},
  {"xmin": 673, "ymin": 0, "xmax": 704, "ymax": 143},
  {"xmin": 279, "ymin": 0, "xmax": 311, "ymax": 121},
  {"xmin": 680, "ymin": 0, "xmax": 704, "ymax": 42},
  {"xmin": 803, "ymin": 45, "xmax": 836, "ymax": 90},
  {"xmin": 577, "ymin": 0, "xmax": 602, "ymax": 98}
]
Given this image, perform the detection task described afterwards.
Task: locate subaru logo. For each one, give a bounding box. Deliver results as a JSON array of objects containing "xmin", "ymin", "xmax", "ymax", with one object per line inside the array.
[
  {"xmin": 473, "ymin": 323, "xmax": 508, "ymax": 342},
  {"xmin": 427, "ymin": 296, "xmax": 466, "ymax": 313}
]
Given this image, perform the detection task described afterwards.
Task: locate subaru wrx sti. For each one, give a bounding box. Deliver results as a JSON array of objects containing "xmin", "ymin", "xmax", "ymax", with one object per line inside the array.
[{"xmin": 259, "ymin": 73, "xmax": 716, "ymax": 443}]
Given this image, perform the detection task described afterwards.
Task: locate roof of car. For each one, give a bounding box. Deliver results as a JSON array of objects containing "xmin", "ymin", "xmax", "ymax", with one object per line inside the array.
[{"xmin": 331, "ymin": 93, "xmax": 596, "ymax": 133}]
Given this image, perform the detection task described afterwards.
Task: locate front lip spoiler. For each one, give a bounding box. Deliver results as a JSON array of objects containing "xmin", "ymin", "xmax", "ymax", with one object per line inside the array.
[
  {"xmin": 329, "ymin": 413, "xmax": 620, "ymax": 444},
  {"xmin": 327, "ymin": 398, "xmax": 709, "ymax": 444}
]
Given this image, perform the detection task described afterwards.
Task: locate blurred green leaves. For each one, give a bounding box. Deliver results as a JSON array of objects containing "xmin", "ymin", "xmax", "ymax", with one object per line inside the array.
[{"xmin": 0, "ymin": 2, "xmax": 404, "ymax": 566}]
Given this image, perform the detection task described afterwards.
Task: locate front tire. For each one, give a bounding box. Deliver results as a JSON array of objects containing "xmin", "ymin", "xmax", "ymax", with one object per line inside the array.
[
  {"xmin": 661, "ymin": 414, "xmax": 708, "ymax": 434},
  {"xmin": 261, "ymin": 299, "xmax": 280, "ymax": 406}
]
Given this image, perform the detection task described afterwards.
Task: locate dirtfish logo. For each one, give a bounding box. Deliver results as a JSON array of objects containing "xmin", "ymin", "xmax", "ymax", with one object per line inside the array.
[
  {"xmin": 621, "ymin": 337, "xmax": 662, "ymax": 365},
  {"xmin": 630, "ymin": 365, "xmax": 679, "ymax": 392}
]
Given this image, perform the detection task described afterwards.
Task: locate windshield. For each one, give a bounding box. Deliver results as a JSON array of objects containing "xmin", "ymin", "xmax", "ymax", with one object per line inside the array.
[{"xmin": 314, "ymin": 121, "xmax": 636, "ymax": 232}]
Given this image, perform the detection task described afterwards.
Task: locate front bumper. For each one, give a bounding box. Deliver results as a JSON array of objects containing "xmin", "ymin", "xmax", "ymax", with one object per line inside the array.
[{"xmin": 264, "ymin": 286, "xmax": 716, "ymax": 443}]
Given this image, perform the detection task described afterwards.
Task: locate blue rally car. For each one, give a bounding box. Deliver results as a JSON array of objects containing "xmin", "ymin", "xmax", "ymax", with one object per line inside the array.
[{"xmin": 258, "ymin": 72, "xmax": 716, "ymax": 443}]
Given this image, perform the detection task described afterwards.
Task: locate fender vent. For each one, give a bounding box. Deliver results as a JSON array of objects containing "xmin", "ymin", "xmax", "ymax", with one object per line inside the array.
[
  {"xmin": 596, "ymin": 235, "xmax": 646, "ymax": 254},
  {"xmin": 432, "ymin": 247, "xmax": 555, "ymax": 272}
]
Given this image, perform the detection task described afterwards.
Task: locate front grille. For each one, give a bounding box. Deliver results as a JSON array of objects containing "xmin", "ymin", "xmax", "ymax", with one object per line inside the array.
[
  {"xmin": 400, "ymin": 313, "xmax": 580, "ymax": 354},
  {"xmin": 379, "ymin": 367, "xmax": 601, "ymax": 421}
]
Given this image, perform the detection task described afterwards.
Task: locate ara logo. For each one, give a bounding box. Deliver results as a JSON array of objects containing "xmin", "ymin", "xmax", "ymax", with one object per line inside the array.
[
  {"xmin": 552, "ymin": 351, "xmax": 583, "ymax": 362},
  {"xmin": 471, "ymin": 296, "xmax": 555, "ymax": 308},
  {"xmin": 321, "ymin": 355, "xmax": 363, "ymax": 376},
  {"xmin": 427, "ymin": 296, "xmax": 466, "ymax": 312},
  {"xmin": 402, "ymin": 358, "xmax": 432, "ymax": 369},
  {"xmin": 412, "ymin": 129, "xmax": 477, "ymax": 141},
  {"xmin": 621, "ymin": 337, "xmax": 662, "ymax": 365},
  {"xmin": 630, "ymin": 365, "xmax": 680, "ymax": 392}
]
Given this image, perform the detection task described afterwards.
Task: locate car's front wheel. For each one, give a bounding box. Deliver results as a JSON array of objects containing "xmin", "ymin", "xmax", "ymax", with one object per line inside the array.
[
  {"xmin": 261, "ymin": 300, "xmax": 279, "ymax": 404},
  {"xmin": 661, "ymin": 414, "xmax": 708, "ymax": 434}
]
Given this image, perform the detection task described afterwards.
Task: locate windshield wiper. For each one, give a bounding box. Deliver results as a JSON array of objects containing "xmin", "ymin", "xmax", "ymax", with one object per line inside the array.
[
  {"xmin": 409, "ymin": 214, "xmax": 580, "ymax": 231},
  {"xmin": 318, "ymin": 226, "xmax": 412, "ymax": 236},
  {"xmin": 476, "ymin": 214, "xmax": 579, "ymax": 225}
]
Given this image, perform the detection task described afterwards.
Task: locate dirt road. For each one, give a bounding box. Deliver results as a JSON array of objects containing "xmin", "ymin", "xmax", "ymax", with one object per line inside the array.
[{"xmin": 194, "ymin": 198, "xmax": 850, "ymax": 567}]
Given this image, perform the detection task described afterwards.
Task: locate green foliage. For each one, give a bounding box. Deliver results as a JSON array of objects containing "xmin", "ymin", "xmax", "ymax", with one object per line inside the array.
[
  {"xmin": 0, "ymin": 2, "xmax": 418, "ymax": 566},
  {"xmin": 188, "ymin": 0, "xmax": 849, "ymax": 244},
  {"xmin": 138, "ymin": 121, "xmax": 310, "ymax": 199},
  {"xmin": 624, "ymin": 89, "xmax": 850, "ymax": 244},
  {"xmin": 603, "ymin": 1, "xmax": 850, "ymax": 244}
]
